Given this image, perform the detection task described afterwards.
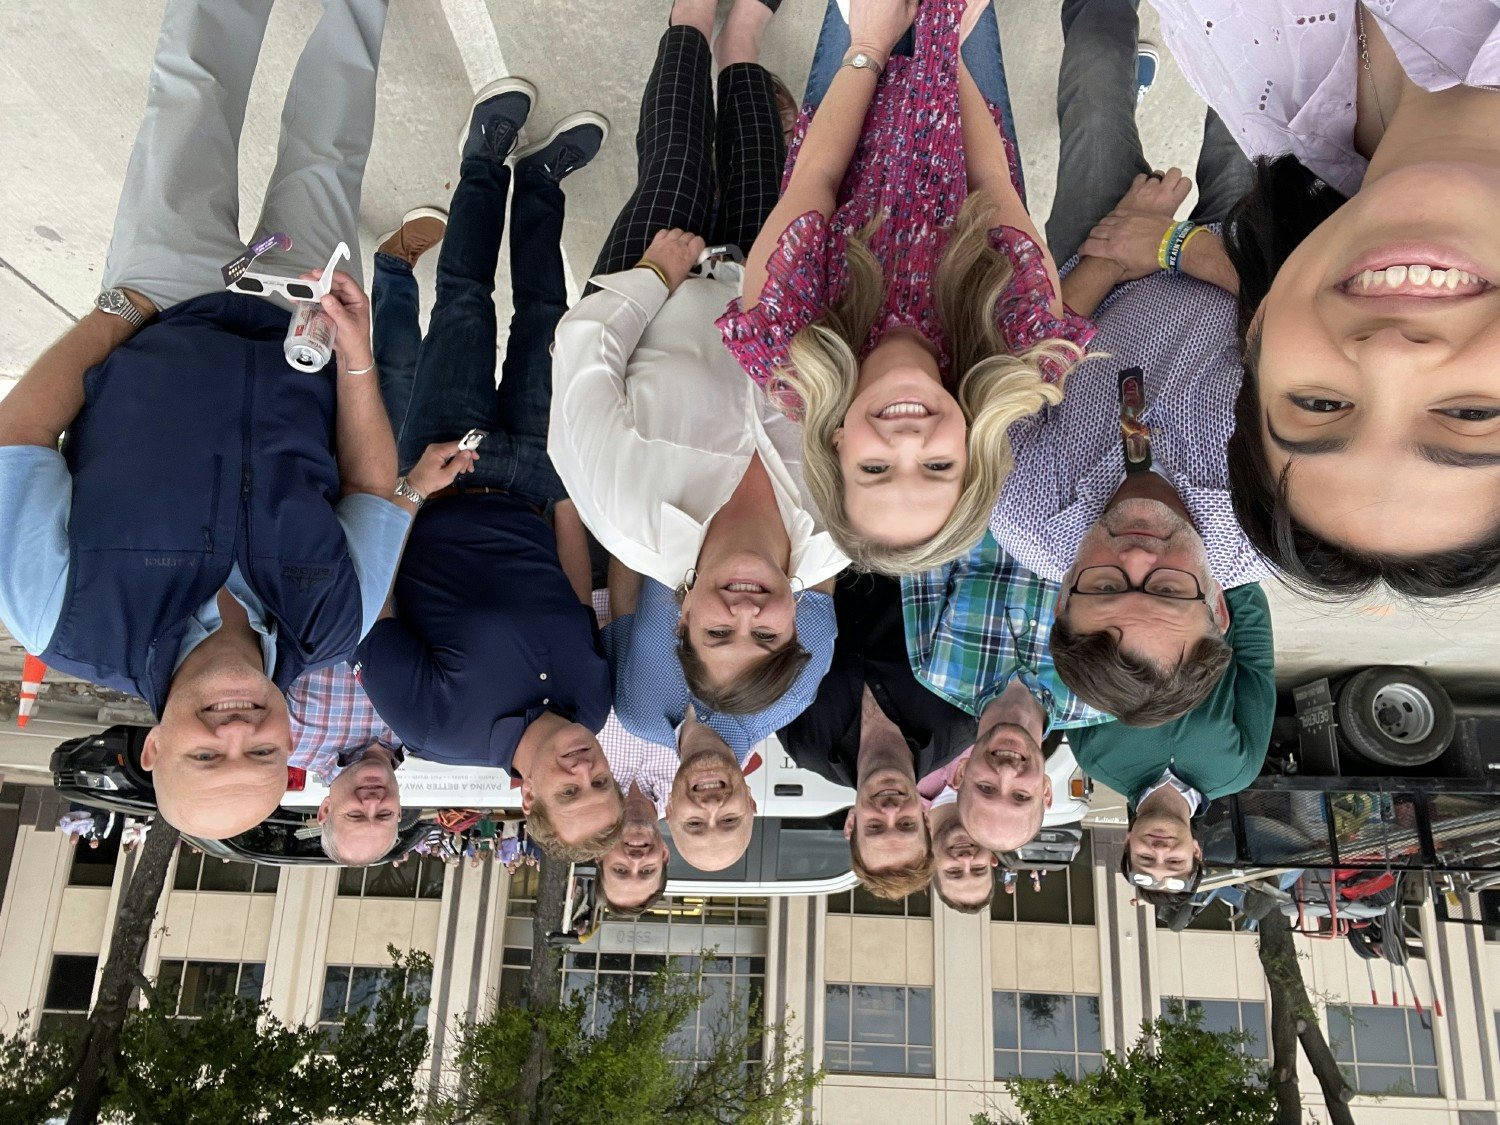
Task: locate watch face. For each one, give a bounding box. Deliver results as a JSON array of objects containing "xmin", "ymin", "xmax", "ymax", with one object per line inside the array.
[{"xmin": 98, "ymin": 290, "xmax": 123, "ymax": 313}]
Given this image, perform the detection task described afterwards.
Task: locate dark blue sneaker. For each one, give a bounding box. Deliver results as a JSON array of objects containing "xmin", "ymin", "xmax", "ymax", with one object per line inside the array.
[
  {"xmin": 458, "ymin": 76, "xmax": 536, "ymax": 163},
  {"xmin": 513, "ymin": 111, "xmax": 610, "ymax": 185},
  {"xmin": 1136, "ymin": 43, "xmax": 1159, "ymax": 108}
]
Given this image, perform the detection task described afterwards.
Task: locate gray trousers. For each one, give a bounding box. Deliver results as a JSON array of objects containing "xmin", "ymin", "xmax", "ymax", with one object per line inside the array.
[
  {"xmin": 1045, "ymin": 0, "xmax": 1253, "ymax": 264},
  {"xmin": 102, "ymin": 0, "xmax": 388, "ymax": 310}
]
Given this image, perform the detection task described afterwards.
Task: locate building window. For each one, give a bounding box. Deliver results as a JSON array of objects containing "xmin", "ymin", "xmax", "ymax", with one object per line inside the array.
[
  {"xmin": 155, "ymin": 959, "xmax": 264, "ymax": 1017},
  {"xmin": 993, "ymin": 991, "xmax": 1102, "ymax": 1080},
  {"xmin": 318, "ymin": 963, "xmax": 431, "ymax": 1042},
  {"xmin": 173, "ymin": 850, "xmax": 280, "ymax": 894},
  {"xmin": 39, "ymin": 954, "xmax": 98, "ymax": 1036},
  {"xmin": 563, "ymin": 951, "xmax": 765, "ymax": 1064},
  {"xmin": 990, "ymin": 834, "xmax": 1095, "ymax": 925},
  {"xmin": 824, "ymin": 985, "xmax": 934, "ymax": 1076},
  {"xmin": 1326, "ymin": 1005, "xmax": 1439, "ymax": 1097},
  {"xmin": 67, "ymin": 829, "xmax": 121, "ymax": 888},
  {"xmin": 1162, "ymin": 998, "xmax": 1267, "ymax": 1059},
  {"xmin": 826, "ymin": 886, "xmax": 932, "ymax": 918},
  {"xmin": 336, "ymin": 855, "xmax": 444, "ymax": 900}
]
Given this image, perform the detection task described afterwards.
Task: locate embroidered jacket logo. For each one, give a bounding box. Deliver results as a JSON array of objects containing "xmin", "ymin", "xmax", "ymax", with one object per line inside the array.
[{"xmin": 282, "ymin": 564, "xmax": 334, "ymax": 593}]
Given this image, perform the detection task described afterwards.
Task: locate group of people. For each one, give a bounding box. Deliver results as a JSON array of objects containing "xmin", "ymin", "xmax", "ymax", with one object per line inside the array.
[{"xmin": 4, "ymin": 0, "xmax": 1495, "ymax": 918}]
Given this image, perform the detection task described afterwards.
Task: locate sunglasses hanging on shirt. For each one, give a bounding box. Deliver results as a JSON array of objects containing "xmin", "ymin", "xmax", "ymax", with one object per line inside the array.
[{"xmin": 1118, "ymin": 366, "xmax": 1153, "ymax": 474}]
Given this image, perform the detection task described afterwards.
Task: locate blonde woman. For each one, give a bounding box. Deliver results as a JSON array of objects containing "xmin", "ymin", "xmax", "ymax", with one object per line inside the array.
[{"xmin": 717, "ymin": 0, "xmax": 1095, "ymax": 575}]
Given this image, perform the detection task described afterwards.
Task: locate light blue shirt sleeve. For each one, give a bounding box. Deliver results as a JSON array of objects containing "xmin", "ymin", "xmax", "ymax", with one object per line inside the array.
[
  {"xmin": 334, "ymin": 494, "xmax": 413, "ymax": 640},
  {"xmin": 0, "ymin": 447, "xmax": 73, "ymax": 653}
]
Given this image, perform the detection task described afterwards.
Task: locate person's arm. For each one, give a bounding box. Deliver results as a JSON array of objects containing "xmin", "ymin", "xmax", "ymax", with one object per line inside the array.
[
  {"xmin": 1178, "ymin": 230, "xmax": 1240, "ymax": 294},
  {"xmin": 553, "ymin": 500, "xmax": 594, "ymax": 606},
  {"xmin": 316, "ymin": 271, "xmax": 398, "ymax": 500},
  {"xmin": 741, "ymin": 0, "xmax": 917, "ymax": 309},
  {"xmin": 1059, "ymin": 257, "xmax": 1129, "ymax": 319},
  {"xmin": 607, "ymin": 555, "xmax": 645, "ymax": 620},
  {"xmin": 1075, "ymin": 170, "xmax": 1244, "ymax": 291},
  {"xmin": 1223, "ymin": 583, "xmax": 1276, "ymax": 793},
  {"xmin": 956, "ymin": 40, "xmax": 1062, "ymax": 316},
  {"xmin": 0, "ymin": 290, "xmax": 155, "ymax": 449}
]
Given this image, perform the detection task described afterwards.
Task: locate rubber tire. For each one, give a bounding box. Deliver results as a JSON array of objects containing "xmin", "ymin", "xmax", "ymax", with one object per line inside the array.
[{"xmin": 1335, "ymin": 665, "xmax": 1454, "ymax": 769}]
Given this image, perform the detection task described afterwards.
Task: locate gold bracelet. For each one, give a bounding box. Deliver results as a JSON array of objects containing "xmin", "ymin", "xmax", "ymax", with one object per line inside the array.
[{"xmin": 635, "ymin": 259, "xmax": 670, "ymax": 289}]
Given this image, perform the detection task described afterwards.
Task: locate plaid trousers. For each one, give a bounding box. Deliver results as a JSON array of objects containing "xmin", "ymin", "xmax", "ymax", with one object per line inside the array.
[{"xmin": 591, "ymin": 25, "xmax": 787, "ymax": 277}]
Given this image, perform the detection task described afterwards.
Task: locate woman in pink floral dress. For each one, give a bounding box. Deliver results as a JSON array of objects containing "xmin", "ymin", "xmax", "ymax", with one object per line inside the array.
[{"xmin": 717, "ymin": 0, "xmax": 1094, "ymax": 575}]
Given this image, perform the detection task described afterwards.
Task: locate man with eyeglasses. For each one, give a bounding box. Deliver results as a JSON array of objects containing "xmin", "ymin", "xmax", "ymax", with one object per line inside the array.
[{"xmin": 1072, "ymin": 582, "xmax": 1276, "ymax": 904}]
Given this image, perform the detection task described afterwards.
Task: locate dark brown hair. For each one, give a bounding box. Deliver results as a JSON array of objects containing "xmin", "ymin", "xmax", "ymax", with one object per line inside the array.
[
  {"xmin": 1051, "ymin": 615, "xmax": 1232, "ymax": 727},
  {"xmin": 1119, "ymin": 847, "xmax": 1204, "ymax": 910},
  {"xmin": 599, "ymin": 858, "xmax": 670, "ymax": 920},
  {"xmin": 676, "ymin": 627, "xmax": 812, "ymax": 715}
]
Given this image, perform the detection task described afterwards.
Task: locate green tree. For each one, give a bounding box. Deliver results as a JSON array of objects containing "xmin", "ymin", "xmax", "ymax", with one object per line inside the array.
[
  {"xmin": 425, "ymin": 956, "xmax": 822, "ymax": 1125},
  {"xmin": 973, "ymin": 1011, "xmax": 1276, "ymax": 1125}
]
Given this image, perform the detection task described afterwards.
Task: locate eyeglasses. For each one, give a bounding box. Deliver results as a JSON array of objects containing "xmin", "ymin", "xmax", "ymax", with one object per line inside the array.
[
  {"xmin": 1068, "ymin": 566, "xmax": 1206, "ymax": 603},
  {"xmin": 224, "ymin": 241, "xmax": 349, "ymax": 302},
  {"xmin": 1129, "ymin": 870, "xmax": 1190, "ymax": 892}
]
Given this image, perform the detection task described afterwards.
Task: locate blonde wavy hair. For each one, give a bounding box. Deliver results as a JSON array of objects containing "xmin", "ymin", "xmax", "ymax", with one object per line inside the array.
[{"xmin": 780, "ymin": 193, "xmax": 1084, "ymax": 575}]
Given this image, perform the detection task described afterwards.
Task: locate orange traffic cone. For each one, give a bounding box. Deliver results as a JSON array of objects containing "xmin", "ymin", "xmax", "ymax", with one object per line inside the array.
[{"xmin": 18, "ymin": 654, "xmax": 45, "ymax": 727}]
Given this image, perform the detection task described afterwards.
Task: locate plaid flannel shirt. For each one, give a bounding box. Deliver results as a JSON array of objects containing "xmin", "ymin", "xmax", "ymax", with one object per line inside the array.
[
  {"xmin": 901, "ymin": 532, "xmax": 1112, "ymax": 732},
  {"xmin": 287, "ymin": 662, "xmax": 403, "ymax": 784}
]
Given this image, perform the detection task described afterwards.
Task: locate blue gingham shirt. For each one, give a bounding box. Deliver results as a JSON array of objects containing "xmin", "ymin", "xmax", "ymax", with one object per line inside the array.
[
  {"xmin": 901, "ymin": 532, "xmax": 1113, "ymax": 733},
  {"xmin": 990, "ymin": 240, "xmax": 1274, "ymax": 588},
  {"xmin": 287, "ymin": 662, "xmax": 403, "ymax": 784},
  {"xmin": 602, "ymin": 577, "xmax": 837, "ymax": 761}
]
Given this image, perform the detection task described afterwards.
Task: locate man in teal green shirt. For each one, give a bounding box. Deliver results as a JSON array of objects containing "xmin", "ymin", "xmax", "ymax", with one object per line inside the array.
[{"xmin": 1069, "ymin": 584, "xmax": 1275, "ymax": 903}]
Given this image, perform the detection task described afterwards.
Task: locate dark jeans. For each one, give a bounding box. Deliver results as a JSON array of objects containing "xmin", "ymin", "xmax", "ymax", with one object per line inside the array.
[
  {"xmin": 802, "ymin": 0, "xmax": 1022, "ymax": 196},
  {"xmin": 372, "ymin": 160, "xmax": 568, "ymax": 509},
  {"xmin": 1046, "ymin": 0, "xmax": 1253, "ymax": 264},
  {"xmin": 590, "ymin": 25, "xmax": 786, "ymax": 278}
]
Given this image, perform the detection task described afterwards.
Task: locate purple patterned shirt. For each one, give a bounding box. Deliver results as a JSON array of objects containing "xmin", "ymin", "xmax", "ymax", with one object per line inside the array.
[{"xmin": 990, "ymin": 247, "xmax": 1274, "ymax": 589}]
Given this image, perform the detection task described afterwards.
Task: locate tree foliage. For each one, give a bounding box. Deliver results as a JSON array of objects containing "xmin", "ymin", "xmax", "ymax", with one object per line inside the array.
[
  {"xmin": 426, "ymin": 962, "xmax": 822, "ymax": 1125},
  {"xmin": 974, "ymin": 1011, "xmax": 1276, "ymax": 1125},
  {"xmin": 0, "ymin": 948, "xmax": 430, "ymax": 1125}
]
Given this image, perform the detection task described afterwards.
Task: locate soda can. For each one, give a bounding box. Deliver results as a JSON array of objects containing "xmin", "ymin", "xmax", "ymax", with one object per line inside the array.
[{"xmin": 285, "ymin": 301, "xmax": 337, "ymax": 371}]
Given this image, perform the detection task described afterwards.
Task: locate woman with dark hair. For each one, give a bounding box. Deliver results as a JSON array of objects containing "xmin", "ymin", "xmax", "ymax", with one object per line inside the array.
[{"xmin": 1147, "ymin": 1, "xmax": 1500, "ymax": 599}]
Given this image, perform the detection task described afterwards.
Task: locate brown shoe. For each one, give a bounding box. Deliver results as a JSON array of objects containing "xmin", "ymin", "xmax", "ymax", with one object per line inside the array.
[{"xmin": 376, "ymin": 207, "xmax": 448, "ymax": 267}]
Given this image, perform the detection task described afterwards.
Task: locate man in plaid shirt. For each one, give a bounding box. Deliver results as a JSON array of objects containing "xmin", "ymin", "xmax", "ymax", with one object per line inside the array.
[
  {"xmin": 287, "ymin": 662, "xmax": 403, "ymax": 867},
  {"xmin": 902, "ymin": 532, "xmax": 1114, "ymax": 855}
]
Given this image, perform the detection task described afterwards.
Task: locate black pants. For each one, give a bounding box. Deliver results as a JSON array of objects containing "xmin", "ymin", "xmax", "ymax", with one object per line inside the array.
[
  {"xmin": 1045, "ymin": 0, "xmax": 1254, "ymax": 264},
  {"xmin": 590, "ymin": 25, "xmax": 787, "ymax": 277}
]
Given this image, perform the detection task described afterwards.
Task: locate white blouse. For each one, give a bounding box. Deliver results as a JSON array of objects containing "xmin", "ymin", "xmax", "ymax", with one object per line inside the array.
[
  {"xmin": 549, "ymin": 265, "xmax": 849, "ymax": 591},
  {"xmin": 1146, "ymin": 0, "xmax": 1500, "ymax": 195}
]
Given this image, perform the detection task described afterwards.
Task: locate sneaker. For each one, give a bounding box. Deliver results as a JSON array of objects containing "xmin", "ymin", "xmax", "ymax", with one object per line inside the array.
[
  {"xmin": 1136, "ymin": 43, "xmax": 1159, "ymax": 108},
  {"xmin": 375, "ymin": 207, "xmax": 449, "ymax": 267},
  {"xmin": 513, "ymin": 112, "xmax": 610, "ymax": 185},
  {"xmin": 459, "ymin": 76, "xmax": 537, "ymax": 163}
]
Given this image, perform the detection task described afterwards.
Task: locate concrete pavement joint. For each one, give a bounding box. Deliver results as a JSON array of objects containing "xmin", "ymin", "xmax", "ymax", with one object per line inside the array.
[{"xmin": 0, "ymin": 255, "xmax": 78, "ymax": 325}]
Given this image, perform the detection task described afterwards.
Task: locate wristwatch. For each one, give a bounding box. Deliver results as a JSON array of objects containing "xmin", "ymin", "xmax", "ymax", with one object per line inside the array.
[
  {"xmin": 841, "ymin": 51, "xmax": 883, "ymax": 78},
  {"xmin": 393, "ymin": 476, "xmax": 425, "ymax": 508},
  {"xmin": 96, "ymin": 288, "xmax": 147, "ymax": 329}
]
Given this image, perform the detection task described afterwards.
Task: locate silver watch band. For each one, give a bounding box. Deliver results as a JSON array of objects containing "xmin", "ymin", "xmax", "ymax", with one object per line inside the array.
[
  {"xmin": 97, "ymin": 289, "xmax": 147, "ymax": 329},
  {"xmin": 393, "ymin": 476, "xmax": 425, "ymax": 507}
]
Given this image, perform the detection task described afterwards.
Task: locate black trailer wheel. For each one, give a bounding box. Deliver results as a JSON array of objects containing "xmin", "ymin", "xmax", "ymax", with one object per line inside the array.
[{"xmin": 1335, "ymin": 666, "xmax": 1455, "ymax": 769}]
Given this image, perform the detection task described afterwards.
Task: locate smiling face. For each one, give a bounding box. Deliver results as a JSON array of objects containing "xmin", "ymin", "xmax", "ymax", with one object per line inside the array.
[
  {"xmin": 930, "ymin": 805, "xmax": 999, "ymax": 911},
  {"xmin": 1124, "ymin": 813, "xmax": 1202, "ymax": 890},
  {"xmin": 667, "ymin": 721, "xmax": 757, "ymax": 871},
  {"xmin": 836, "ymin": 368, "xmax": 968, "ymax": 546},
  {"xmin": 679, "ymin": 554, "xmax": 798, "ymax": 691},
  {"xmin": 318, "ymin": 746, "xmax": 402, "ymax": 866},
  {"xmin": 599, "ymin": 786, "xmax": 670, "ymax": 914},
  {"xmin": 954, "ymin": 724, "xmax": 1053, "ymax": 854},
  {"xmin": 1253, "ymin": 163, "xmax": 1500, "ymax": 556},
  {"xmin": 1059, "ymin": 499, "xmax": 1228, "ymax": 671},
  {"xmin": 142, "ymin": 665, "xmax": 292, "ymax": 839},
  {"xmin": 845, "ymin": 764, "xmax": 929, "ymax": 873},
  {"xmin": 520, "ymin": 723, "xmax": 622, "ymax": 848}
]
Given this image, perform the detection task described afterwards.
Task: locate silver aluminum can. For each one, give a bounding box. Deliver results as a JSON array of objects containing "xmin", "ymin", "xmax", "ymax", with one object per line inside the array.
[{"xmin": 284, "ymin": 301, "xmax": 337, "ymax": 371}]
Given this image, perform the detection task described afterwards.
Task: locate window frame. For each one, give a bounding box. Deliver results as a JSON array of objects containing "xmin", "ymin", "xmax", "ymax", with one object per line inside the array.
[
  {"xmin": 823, "ymin": 983, "xmax": 935, "ymax": 1077},
  {"xmin": 992, "ymin": 990, "xmax": 1103, "ymax": 1081}
]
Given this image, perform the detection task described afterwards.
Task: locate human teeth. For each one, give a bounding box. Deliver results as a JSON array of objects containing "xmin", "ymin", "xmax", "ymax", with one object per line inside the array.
[
  {"xmin": 209, "ymin": 701, "xmax": 258, "ymax": 711},
  {"xmin": 1359, "ymin": 270, "xmax": 1375, "ymax": 289},
  {"xmin": 1429, "ymin": 269, "xmax": 1446, "ymax": 286},
  {"xmin": 1447, "ymin": 270, "xmax": 1461, "ymax": 289},
  {"xmin": 879, "ymin": 402, "xmax": 930, "ymax": 418},
  {"xmin": 725, "ymin": 582, "xmax": 764, "ymax": 592},
  {"xmin": 1384, "ymin": 265, "xmax": 1408, "ymax": 287},
  {"xmin": 1408, "ymin": 264, "xmax": 1431, "ymax": 285}
]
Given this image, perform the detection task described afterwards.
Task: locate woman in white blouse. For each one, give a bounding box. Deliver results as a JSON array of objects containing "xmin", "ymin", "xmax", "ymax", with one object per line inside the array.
[
  {"xmin": 1146, "ymin": 0, "xmax": 1500, "ymax": 600},
  {"xmin": 550, "ymin": 0, "xmax": 848, "ymax": 716}
]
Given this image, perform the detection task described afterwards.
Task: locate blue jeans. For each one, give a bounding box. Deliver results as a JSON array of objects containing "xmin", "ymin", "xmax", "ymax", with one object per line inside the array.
[
  {"xmin": 371, "ymin": 160, "xmax": 569, "ymax": 509},
  {"xmin": 802, "ymin": 0, "xmax": 1022, "ymax": 199}
]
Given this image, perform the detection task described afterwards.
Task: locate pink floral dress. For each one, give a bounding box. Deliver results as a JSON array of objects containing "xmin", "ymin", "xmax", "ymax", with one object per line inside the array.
[{"xmin": 716, "ymin": 0, "xmax": 1095, "ymax": 420}]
